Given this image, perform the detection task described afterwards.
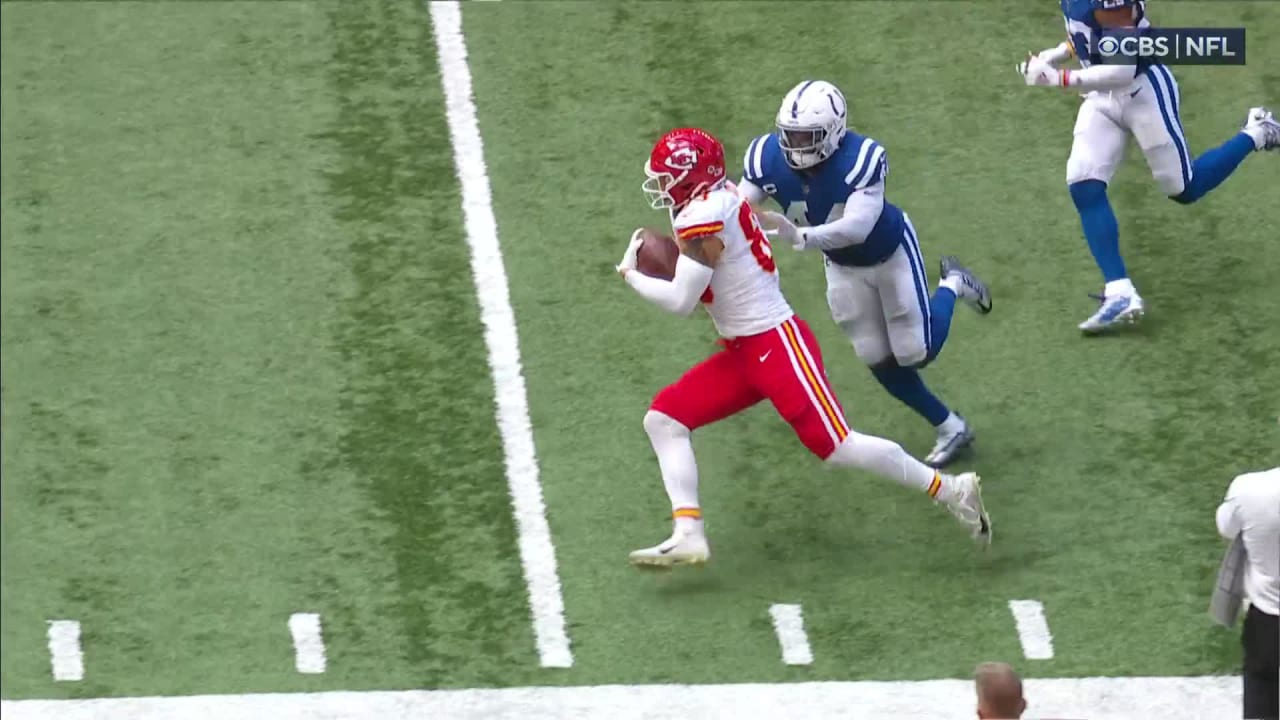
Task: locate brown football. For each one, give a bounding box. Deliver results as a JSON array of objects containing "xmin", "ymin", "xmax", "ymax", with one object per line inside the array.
[{"xmin": 635, "ymin": 228, "xmax": 679, "ymax": 281}]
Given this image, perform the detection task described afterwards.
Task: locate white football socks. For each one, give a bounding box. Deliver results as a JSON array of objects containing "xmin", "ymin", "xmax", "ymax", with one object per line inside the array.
[
  {"xmin": 643, "ymin": 410, "xmax": 703, "ymax": 533},
  {"xmin": 939, "ymin": 274, "xmax": 964, "ymax": 297},
  {"xmin": 1244, "ymin": 123, "xmax": 1268, "ymax": 151},
  {"xmin": 826, "ymin": 431, "xmax": 944, "ymax": 499},
  {"xmin": 936, "ymin": 412, "xmax": 966, "ymax": 435},
  {"xmin": 1104, "ymin": 278, "xmax": 1137, "ymax": 298}
]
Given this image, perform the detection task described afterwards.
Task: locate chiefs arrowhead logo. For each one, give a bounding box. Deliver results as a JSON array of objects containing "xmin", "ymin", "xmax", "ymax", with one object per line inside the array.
[{"xmin": 665, "ymin": 146, "xmax": 698, "ymax": 171}]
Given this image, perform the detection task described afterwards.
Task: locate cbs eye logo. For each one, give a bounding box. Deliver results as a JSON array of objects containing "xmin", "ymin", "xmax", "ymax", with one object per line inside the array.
[{"xmin": 1098, "ymin": 36, "xmax": 1122, "ymax": 57}]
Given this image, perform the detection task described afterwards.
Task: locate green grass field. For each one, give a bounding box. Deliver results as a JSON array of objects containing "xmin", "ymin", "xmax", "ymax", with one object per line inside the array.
[{"xmin": 3, "ymin": 0, "xmax": 1278, "ymax": 713}]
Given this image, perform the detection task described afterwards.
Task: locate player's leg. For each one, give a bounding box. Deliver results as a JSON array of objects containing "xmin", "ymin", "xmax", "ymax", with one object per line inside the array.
[
  {"xmin": 1068, "ymin": 94, "xmax": 1141, "ymax": 334},
  {"xmin": 826, "ymin": 256, "xmax": 956, "ymax": 454},
  {"xmin": 630, "ymin": 349, "xmax": 762, "ymax": 567},
  {"xmin": 1132, "ymin": 66, "xmax": 1274, "ymax": 206},
  {"xmin": 876, "ymin": 231, "xmax": 977, "ymax": 467},
  {"xmin": 825, "ymin": 258, "xmax": 893, "ymax": 368},
  {"xmin": 751, "ymin": 316, "xmax": 991, "ymax": 544},
  {"xmin": 898, "ymin": 217, "xmax": 991, "ymax": 364}
]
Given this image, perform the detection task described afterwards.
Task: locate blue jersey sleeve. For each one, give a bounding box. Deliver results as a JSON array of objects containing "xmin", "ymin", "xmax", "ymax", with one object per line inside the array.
[
  {"xmin": 742, "ymin": 134, "xmax": 775, "ymax": 186},
  {"xmin": 842, "ymin": 139, "xmax": 887, "ymax": 194},
  {"xmin": 1063, "ymin": 0, "xmax": 1151, "ymax": 74}
]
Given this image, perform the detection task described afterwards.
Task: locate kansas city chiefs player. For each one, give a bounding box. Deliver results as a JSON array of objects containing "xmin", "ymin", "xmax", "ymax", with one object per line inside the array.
[{"xmin": 617, "ymin": 127, "xmax": 992, "ymax": 567}]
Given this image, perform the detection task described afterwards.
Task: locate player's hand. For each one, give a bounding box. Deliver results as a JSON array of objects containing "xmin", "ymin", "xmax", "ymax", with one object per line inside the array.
[
  {"xmin": 1037, "ymin": 41, "xmax": 1074, "ymax": 66},
  {"xmin": 759, "ymin": 211, "xmax": 805, "ymax": 251},
  {"xmin": 616, "ymin": 228, "xmax": 645, "ymax": 277},
  {"xmin": 1018, "ymin": 53, "xmax": 1062, "ymax": 87}
]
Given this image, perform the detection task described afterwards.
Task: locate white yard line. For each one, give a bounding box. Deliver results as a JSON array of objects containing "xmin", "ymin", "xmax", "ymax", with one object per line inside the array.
[
  {"xmin": 1008, "ymin": 599, "xmax": 1055, "ymax": 660},
  {"xmin": 426, "ymin": 0, "xmax": 572, "ymax": 669},
  {"xmin": 0, "ymin": 676, "xmax": 1239, "ymax": 720},
  {"xmin": 768, "ymin": 604, "xmax": 813, "ymax": 666},
  {"xmin": 45, "ymin": 620, "xmax": 84, "ymax": 682},
  {"xmin": 287, "ymin": 613, "xmax": 327, "ymax": 674}
]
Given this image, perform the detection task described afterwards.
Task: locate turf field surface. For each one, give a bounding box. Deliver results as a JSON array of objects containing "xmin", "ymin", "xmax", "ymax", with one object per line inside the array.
[{"xmin": 3, "ymin": 0, "xmax": 1277, "ymax": 713}]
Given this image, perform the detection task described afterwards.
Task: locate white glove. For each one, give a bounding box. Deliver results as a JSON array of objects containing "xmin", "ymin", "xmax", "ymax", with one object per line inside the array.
[
  {"xmin": 1018, "ymin": 53, "xmax": 1064, "ymax": 87},
  {"xmin": 616, "ymin": 228, "xmax": 644, "ymax": 275},
  {"xmin": 1037, "ymin": 41, "xmax": 1073, "ymax": 65},
  {"xmin": 758, "ymin": 211, "xmax": 805, "ymax": 251}
]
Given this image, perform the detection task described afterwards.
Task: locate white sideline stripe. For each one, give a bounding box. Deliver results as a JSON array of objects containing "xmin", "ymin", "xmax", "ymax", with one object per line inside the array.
[
  {"xmin": 287, "ymin": 613, "xmax": 326, "ymax": 674},
  {"xmin": 45, "ymin": 620, "xmax": 83, "ymax": 682},
  {"xmin": 426, "ymin": 0, "xmax": 572, "ymax": 668},
  {"xmin": 0, "ymin": 676, "xmax": 1239, "ymax": 720},
  {"xmin": 768, "ymin": 604, "xmax": 813, "ymax": 666},
  {"xmin": 1008, "ymin": 599, "xmax": 1054, "ymax": 660}
]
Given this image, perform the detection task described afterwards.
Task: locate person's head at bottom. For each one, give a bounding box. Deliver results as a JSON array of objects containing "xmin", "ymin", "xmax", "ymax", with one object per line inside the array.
[{"xmin": 975, "ymin": 662, "xmax": 1027, "ymax": 719}]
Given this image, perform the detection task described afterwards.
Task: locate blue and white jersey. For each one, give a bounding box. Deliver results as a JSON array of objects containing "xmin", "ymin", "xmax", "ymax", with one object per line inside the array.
[
  {"xmin": 742, "ymin": 132, "xmax": 904, "ymax": 267},
  {"xmin": 1062, "ymin": 0, "xmax": 1152, "ymax": 71}
]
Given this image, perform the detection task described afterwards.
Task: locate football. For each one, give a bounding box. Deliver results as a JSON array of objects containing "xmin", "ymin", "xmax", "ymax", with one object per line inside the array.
[{"xmin": 634, "ymin": 228, "xmax": 680, "ymax": 281}]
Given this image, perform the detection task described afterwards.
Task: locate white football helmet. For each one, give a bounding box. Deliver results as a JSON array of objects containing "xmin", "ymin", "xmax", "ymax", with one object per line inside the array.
[{"xmin": 775, "ymin": 80, "xmax": 848, "ymax": 169}]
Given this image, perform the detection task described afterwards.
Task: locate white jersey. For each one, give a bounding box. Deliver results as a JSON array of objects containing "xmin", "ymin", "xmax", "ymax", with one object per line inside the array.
[{"xmin": 672, "ymin": 187, "xmax": 793, "ymax": 338}]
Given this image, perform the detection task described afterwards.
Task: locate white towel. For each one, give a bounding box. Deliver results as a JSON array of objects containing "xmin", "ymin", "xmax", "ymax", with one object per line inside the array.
[{"xmin": 1209, "ymin": 533, "xmax": 1247, "ymax": 628}]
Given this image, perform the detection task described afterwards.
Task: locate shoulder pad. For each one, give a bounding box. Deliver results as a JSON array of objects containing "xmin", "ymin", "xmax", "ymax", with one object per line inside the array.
[
  {"xmin": 843, "ymin": 137, "xmax": 887, "ymax": 190},
  {"xmin": 742, "ymin": 134, "xmax": 777, "ymax": 184},
  {"xmin": 674, "ymin": 189, "xmax": 737, "ymax": 240}
]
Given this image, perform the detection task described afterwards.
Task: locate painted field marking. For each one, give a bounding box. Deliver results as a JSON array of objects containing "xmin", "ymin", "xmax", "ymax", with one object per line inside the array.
[
  {"xmin": 287, "ymin": 613, "xmax": 326, "ymax": 674},
  {"xmin": 1008, "ymin": 599, "xmax": 1054, "ymax": 660},
  {"xmin": 0, "ymin": 676, "xmax": 1239, "ymax": 719},
  {"xmin": 768, "ymin": 603, "xmax": 813, "ymax": 666},
  {"xmin": 45, "ymin": 620, "xmax": 84, "ymax": 682},
  {"xmin": 426, "ymin": 0, "xmax": 572, "ymax": 669}
]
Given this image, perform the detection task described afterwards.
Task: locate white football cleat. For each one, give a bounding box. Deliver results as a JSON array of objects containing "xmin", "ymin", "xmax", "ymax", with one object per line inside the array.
[
  {"xmin": 925, "ymin": 415, "xmax": 975, "ymax": 468},
  {"xmin": 939, "ymin": 472, "xmax": 992, "ymax": 546},
  {"xmin": 1079, "ymin": 291, "xmax": 1145, "ymax": 334},
  {"xmin": 1244, "ymin": 107, "xmax": 1280, "ymax": 151},
  {"xmin": 628, "ymin": 528, "xmax": 710, "ymax": 568},
  {"xmin": 939, "ymin": 256, "xmax": 993, "ymax": 314}
]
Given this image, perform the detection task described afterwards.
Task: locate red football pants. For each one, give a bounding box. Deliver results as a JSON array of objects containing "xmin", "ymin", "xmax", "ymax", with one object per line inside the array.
[{"xmin": 651, "ymin": 315, "xmax": 852, "ymax": 459}]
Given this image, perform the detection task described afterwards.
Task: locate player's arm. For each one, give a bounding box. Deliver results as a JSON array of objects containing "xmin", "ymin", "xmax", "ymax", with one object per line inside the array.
[
  {"xmin": 1021, "ymin": 55, "xmax": 1138, "ymax": 90},
  {"xmin": 795, "ymin": 184, "xmax": 884, "ymax": 250},
  {"xmin": 620, "ymin": 232, "xmax": 719, "ymax": 316},
  {"xmin": 1061, "ymin": 64, "xmax": 1137, "ymax": 90},
  {"xmin": 1022, "ymin": 16, "xmax": 1141, "ymax": 90},
  {"xmin": 1036, "ymin": 41, "xmax": 1075, "ymax": 66},
  {"xmin": 760, "ymin": 143, "xmax": 887, "ymax": 251},
  {"xmin": 734, "ymin": 178, "xmax": 770, "ymax": 207},
  {"xmin": 1215, "ymin": 478, "xmax": 1245, "ymax": 540},
  {"xmin": 759, "ymin": 187, "xmax": 884, "ymax": 251}
]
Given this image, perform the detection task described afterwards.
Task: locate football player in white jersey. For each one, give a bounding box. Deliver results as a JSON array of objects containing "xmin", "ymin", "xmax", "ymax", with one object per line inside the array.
[
  {"xmin": 616, "ymin": 128, "xmax": 991, "ymax": 567},
  {"xmin": 736, "ymin": 80, "xmax": 993, "ymax": 468},
  {"xmin": 1019, "ymin": 0, "xmax": 1280, "ymax": 333}
]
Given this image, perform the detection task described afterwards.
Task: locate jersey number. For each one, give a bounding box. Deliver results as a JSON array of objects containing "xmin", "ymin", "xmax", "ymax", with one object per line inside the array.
[
  {"xmin": 783, "ymin": 201, "xmax": 843, "ymax": 229},
  {"xmin": 701, "ymin": 203, "xmax": 775, "ymax": 305},
  {"xmin": 739, "ymin": 202, "xmax": 775, "ymax": 273}
]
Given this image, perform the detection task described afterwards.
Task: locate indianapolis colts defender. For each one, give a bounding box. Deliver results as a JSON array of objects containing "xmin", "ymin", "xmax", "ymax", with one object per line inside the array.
[
  {"xmin": 737, "ymin": 80, "xmax": 992, "ymax": 468},
  {"xmin": 1019, "ymin": 0, "xmax": 1280, "ymax": 333}
]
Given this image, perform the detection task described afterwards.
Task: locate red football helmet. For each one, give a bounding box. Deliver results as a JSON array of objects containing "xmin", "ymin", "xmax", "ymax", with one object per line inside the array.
[{"xmin": 642, "ymin": 128, "xmax": 727, "ymax": 213}]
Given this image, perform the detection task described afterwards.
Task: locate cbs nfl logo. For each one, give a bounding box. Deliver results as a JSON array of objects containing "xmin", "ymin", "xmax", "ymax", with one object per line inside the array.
[{"xmin": 1096, "ymin": 28, "xmax": 1246, "ymax": 66}]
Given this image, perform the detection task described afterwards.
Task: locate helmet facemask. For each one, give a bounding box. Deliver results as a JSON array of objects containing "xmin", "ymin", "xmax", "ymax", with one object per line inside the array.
[
  {"xmin": 777, "ymin": 125, "xmax": 830, "ymax": 170},
  {"xmin": 642, "ymin": 162, "xmax": 680, "ymax": 210},
  {"xmin": 642, "ymin": 162, "xmax": 723, "ymax": 215}
]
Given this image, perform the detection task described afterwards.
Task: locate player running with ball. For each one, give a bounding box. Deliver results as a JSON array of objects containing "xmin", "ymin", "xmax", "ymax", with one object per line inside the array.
[{"xmin": 616, "ymin": 128, "xmax": 991, "ymax": 568}]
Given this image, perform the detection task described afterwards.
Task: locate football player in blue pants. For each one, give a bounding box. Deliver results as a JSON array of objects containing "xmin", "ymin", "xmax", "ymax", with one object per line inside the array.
[
  {"xmin": 736, "ymin": 80, "xmax": 991, "ymax": 468},
  {"xmin": 1019, "ymin": 0, "xmax": 1279, "ymax": 334}
]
